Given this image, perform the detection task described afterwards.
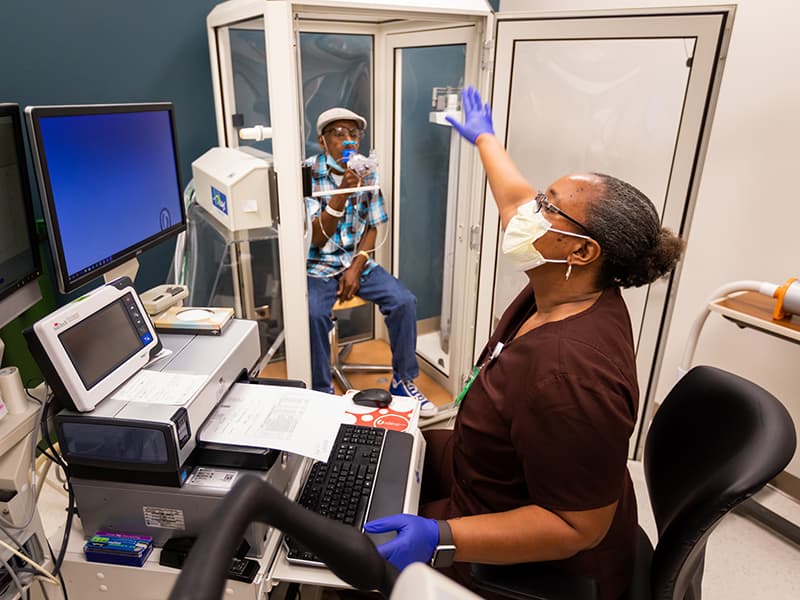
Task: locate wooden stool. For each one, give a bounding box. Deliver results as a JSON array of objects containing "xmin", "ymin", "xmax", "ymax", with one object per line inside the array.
[{"xmin": 330, "ymin": 296, "xmax": 392, "ymax": 390}]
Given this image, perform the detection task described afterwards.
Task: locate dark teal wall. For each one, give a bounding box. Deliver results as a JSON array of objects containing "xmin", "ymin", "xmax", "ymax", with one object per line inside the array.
[
  {"xmin": 1, "ymin": 0, "xmax": 221, "ymax": 297},
  {"xmin": 0, "ymin": 0, "xmax": 220, "ymax": 380}
]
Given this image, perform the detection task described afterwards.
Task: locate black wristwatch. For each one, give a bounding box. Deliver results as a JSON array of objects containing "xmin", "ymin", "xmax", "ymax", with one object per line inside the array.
[{"xmin": 430, "ymin": 520, "xmax": 456, "ymax": 568}]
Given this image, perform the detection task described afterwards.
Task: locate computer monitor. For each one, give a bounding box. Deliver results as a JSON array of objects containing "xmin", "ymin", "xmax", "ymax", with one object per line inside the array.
[
  {"xmin": 0, "ymin": 103, "xmax": 42, "ymax": 330},
  {"xmin": 25, "ymin": 102, "xmax": 186, "ymax": 294}
]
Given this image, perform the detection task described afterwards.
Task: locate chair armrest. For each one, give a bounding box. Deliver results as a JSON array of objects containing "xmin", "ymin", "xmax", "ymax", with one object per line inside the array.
[{"xmin": 470, "ymin": 562, "xmax": 599, "ymax": 600}]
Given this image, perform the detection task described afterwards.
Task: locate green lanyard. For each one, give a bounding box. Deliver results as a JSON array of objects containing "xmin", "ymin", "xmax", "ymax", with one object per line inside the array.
[
  {"xmin": 454, "ymin": 342, "xmax": 505, "ymax": 407},
  {"xmin": 454, "ymin": 366, "xmax": 479, "ymax": 407}
]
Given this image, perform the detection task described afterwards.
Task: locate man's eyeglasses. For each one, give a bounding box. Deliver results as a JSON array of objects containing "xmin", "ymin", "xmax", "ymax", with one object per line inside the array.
[
  {"xmin": 534, "ymin": 192, "xmax": 593, "ymax": 238},
  {"xmin": 324, "ymin": 126, "xmax": 363, "ymax": 140}
]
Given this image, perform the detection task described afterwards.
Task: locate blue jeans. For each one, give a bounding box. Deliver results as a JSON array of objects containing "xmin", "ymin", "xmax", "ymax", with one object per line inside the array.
[{"xmin": 307, "ymin": 266, "xmax": 419, "ymax": 392}]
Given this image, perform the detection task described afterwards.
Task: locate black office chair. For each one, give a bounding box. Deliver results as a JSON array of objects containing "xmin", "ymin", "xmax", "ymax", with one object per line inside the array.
[{"xmin": 471, "ymin": 365, "xmax": 797, "ymax": 600}]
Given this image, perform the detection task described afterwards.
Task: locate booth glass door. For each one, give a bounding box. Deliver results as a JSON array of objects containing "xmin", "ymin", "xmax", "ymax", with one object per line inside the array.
[
  {"xmin": 480, "ymin": 10, "xmax": 732, "ymax": 453},
  {"xmin": 207, "ymin": 5, "xmax": 318, "ymax": 384},
  {"xmin": 297, "ymin": 28, "xmax": 376, "ymax": 346},
  {"xmin": 385, "ymin": 26, "xmax": 483, "ymax": 393},
  {"xmin": 205, "ymin": 17, "xmax": 286, "ymax": 372}
]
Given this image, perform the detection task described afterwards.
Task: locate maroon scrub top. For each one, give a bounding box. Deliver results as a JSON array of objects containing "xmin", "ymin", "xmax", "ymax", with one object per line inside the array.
[{"xmin": 422, "ymin": 285, "xmax": 638, "ymax": 600}]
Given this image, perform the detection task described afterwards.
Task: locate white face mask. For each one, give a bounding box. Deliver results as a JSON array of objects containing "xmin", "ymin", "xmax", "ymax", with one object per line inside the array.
[
  {"xmin": 322, "ymin": 138, "xmax": 345, "ymax": 173},
  {"xmin": 502, "ymin": 199, "xmax": 592, "ymax": 272}
]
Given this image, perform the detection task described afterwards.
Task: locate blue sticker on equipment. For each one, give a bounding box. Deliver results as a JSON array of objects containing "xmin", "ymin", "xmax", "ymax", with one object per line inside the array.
[{"xmin": 211, "ymin": 186, "xmax": 228, "ymax": 215}]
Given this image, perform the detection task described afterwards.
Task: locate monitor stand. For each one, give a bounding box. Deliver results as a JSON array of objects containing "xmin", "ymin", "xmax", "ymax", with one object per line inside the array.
[{"xmin": 103, "ymin": 257, "xmax": 139, "ymax": 287}]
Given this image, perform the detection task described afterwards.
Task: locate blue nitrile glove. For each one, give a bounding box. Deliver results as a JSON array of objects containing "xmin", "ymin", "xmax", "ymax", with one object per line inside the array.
[
  {"xmin": 363, "ymin": 513, "xmax": 439, "ymax": 570},
  {"xmin": 445, "ymin": 85, "xmax": 494, "ymax": 144}
]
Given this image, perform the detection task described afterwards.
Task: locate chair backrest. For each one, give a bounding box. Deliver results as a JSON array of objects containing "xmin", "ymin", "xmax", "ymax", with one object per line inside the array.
[{"xmin": 643, "ymin": 365, "xmax": 796, "ymax": 600}]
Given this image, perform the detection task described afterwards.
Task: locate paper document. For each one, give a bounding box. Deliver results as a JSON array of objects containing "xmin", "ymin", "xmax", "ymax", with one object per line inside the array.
[
  {"xmin": 144, "ymin": 348, "xmax": 173, "ymax": 368},
  {"xmin": 111, "ymin": 370, "xmax": 207, "ymax": 406},
  {"xmin": 198, "ymin": 384, "xmax": 350, "ymax": 462}
]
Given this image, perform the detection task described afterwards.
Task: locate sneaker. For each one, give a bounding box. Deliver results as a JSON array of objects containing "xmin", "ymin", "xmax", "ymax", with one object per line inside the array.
[{"xmin": 390, "ymin": 378, "xmax": 438, "ymax": 418}]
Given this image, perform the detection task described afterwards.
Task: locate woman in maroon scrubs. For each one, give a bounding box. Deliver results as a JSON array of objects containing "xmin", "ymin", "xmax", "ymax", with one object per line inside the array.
[{"xmin": 364, "ymin": 87, "xmax": 684, "ymax": 600}]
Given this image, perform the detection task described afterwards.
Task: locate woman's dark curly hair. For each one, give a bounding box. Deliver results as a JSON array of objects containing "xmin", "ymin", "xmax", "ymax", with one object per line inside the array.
[{"xmin": 585, "ymin": 173, "xmax": 685, "ymax": 289}]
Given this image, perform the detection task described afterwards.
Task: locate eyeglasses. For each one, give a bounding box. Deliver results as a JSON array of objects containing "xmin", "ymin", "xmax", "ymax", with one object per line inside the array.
[
  {"xmin": 534, "ymin": 192, "xmax": 594, "ymax": 238},
  {"xmin": 324, "ymin": 126, "xmax": 363, "ymax": 140}
]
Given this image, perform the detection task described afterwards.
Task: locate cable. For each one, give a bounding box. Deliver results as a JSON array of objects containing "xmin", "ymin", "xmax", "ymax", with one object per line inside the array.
[
  {"xmin": 37, "ymin": 578, "xmax": 52, "ymax": 600},
  {"xmin": 43, "ymin": 540, "xmax": 68, "ymax": 600},
  {"xmin": 0, "ymin": 523, "xmax": 61, "ymax": 591},
  {"xmin": 0, "ymin": 539, "xmax": 59, "ymax": 585},
  {"xmin": 57, "ymin": 566, "xmax": 68, "ymax": 600},
  {"xmin": 39, "ymin": 395, "xmax": 67, "ymax": 473},
  {"xmin": 38, "ymin": 398, "xmax": 75, "ymax": 579},
  {"xmin": 0, "ymin": 523, "xmax": 30, "ymax": 568},
  {"xmin": 310, "ymin": 215, "xmax": 391, "ymax": 280},
  {"xmin": 52, "ymin": 469, "xmax": 75, "ymax": 577},
  {"xmin": 0, "ymin": 522, "xmax": 44, "ymax": 595},
  {"xmin": 0, "ymin": 554, "xmax": 25, "ymax": 599},
  {"xmin": 174, "ymin": 180, "xmax": 196, "ymax": 286},
  {"xmin": 186, "ymin": 187, "xmax": 201, "ymax": 300},
  {"xmin": 35, "ymin": 387, "xmax": 65, "ymax": 467},
  {"xmin": 36, "ymin": 440, "xmax": 60, "ymax": 466},
  {"xmin": 24, "ymin": 380, "xmax": 42, "ymax": 405}
]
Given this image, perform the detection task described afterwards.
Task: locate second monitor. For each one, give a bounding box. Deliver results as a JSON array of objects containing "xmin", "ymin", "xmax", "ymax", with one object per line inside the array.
[{"xmin": 25, "ymin": 102, "xmax": 186, "ymax": 294}]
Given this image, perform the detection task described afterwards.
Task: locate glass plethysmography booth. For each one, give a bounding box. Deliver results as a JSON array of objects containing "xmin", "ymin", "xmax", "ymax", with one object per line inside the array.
[{"xmin": 205, "ymin": 0, "xmax": 733, "ymax": 453}]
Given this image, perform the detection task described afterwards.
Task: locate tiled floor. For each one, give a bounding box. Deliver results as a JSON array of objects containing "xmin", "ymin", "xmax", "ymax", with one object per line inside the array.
[{"xmin": 629, "ymin": 463, "xmax": 800, "ymax": 599}]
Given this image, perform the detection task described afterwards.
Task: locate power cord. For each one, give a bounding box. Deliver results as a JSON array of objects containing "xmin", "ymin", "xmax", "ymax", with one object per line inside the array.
[
  {"xmin": 0, "ymin": 554, "xmax": 25, "ymax": 599},
  {"xmin": 0, "ymin": 539, "xmax": 58, "ymax": 585},
  {"xmin": 0, "ymin": 522, "xmax": 35, "ymax": 597},
  {"xmin": 38, "ymin": 397, "xmax": 75, "ymax": 582},
  {"xmin": 0, "ymin": 521, "xmax": 58, "ymax": 590}
]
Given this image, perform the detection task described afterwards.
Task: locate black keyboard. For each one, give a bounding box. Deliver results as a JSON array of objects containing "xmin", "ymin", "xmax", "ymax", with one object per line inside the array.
[{"xmin": 285, "ymin": 423, "xmax": 414, "ymax": 566}]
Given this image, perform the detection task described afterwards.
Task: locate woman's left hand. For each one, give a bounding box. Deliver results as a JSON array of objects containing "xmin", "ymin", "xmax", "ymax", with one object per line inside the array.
[
  {"xmin": 363, "ymin": 513, "xmax": 439, "ymax": 570},
  {"xmin": 445, "ymin": 85, "xmax": 494, "ymax": 144}
]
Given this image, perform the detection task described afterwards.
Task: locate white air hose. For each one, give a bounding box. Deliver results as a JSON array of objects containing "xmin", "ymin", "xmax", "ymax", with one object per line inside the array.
[{"xmin": 678, "ymin": 280, "xmax": 784, "ymax": 377}]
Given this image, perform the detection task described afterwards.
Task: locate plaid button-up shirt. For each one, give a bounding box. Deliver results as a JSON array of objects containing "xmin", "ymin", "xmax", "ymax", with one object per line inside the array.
[{"xmin": 304, "ymin": 153, "xmax": 388, "ymax": 278}]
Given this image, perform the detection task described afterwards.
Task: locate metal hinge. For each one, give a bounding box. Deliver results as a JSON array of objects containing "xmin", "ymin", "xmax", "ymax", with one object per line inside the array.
[
  {"xmin": 481, "ymin": 39, "xmax": 494, "ymax": 72},
  {"xmin": 469, "ymin": 225, "xmax": 481, "ymax": 250}
]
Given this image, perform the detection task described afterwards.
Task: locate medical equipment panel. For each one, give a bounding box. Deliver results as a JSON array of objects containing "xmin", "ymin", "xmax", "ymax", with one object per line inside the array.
[
  {"xmin": 24, "ymin": 277, "xmax": 160, "ymax": 412},
  {"xmin": 52, "ymin": 318, "xmax": 260, "ymax": 486},
  {"xmin": 191, "ymin": 146, "xmax": 277, "ymax": 232}
]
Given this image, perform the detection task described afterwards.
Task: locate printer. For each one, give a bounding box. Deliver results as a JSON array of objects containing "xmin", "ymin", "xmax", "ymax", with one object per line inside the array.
[
  {"xmin": 25, "ymin": 279, "xmax": 303, "ymax": 556},
  {"xmin": 49, "ymin": 318, "xmax": 261, "ymax": 487}
]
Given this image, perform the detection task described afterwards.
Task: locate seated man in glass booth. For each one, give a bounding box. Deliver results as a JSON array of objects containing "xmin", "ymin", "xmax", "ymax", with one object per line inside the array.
[{"xmin": 303, "ymin": 107, "xmax": 438, "ymax": 418}]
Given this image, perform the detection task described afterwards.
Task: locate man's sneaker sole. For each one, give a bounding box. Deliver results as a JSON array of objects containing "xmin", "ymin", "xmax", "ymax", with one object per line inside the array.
[{"xmin": 419, "ymin": 402, "xmax": 438, "ymax": 418}]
